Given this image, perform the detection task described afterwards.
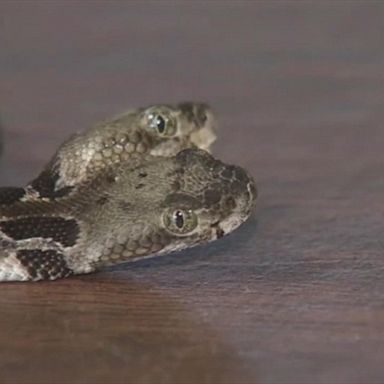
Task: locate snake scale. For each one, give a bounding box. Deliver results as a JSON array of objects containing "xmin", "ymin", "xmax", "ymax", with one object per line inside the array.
[{"xmin": 0, "ymin": 102, "xmax": 256, "ymax": 281}]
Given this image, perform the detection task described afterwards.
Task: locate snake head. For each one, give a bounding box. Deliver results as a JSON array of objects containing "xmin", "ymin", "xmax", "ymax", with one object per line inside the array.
[
  {"xmin": 83, "ymin": 148, "xmax": 256, "ymax": 269},
  {"xmin": 138, "ymin": 102, "xmax": 217, "ymax": 156},
  {"xmin": 31, "ymin": 102, "xmax": 217, "ymax": 198},
  {"xmin": 161, "ymin": 148, "xmax": 256, "ymax": 246}
]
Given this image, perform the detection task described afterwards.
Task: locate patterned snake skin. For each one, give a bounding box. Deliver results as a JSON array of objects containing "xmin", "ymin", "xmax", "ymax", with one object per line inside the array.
[
  {"xmin": 0, "ymin": 102, "xmax": 217, "ymax": 204},
  {"xmin": 0, "ymin": 103, "xmax": 256, "ymax": 281}
]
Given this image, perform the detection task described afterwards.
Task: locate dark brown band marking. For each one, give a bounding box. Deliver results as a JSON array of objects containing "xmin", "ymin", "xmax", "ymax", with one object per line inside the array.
[
  {"xmin": 17, "ymin": 249, "xmax": 73, "ymax": 280},
  {"xmin": 30, "ymin": 169, "xmax": 73, "ymax": 199},
  {"xmin": 0, "ymin": 217, "xmax": 79, "ymax": 247},
  {"xmin": 0, "ymin": 187, "xmax": 26, "ymax": 205}
]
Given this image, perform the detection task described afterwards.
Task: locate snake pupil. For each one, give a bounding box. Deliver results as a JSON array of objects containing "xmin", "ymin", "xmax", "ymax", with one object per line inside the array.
[
  {"xmin": 174, "ymin": 210, "xmax": 184, "ymax": 229},
  {"xmin": 156, "ymin": 115, "xmax": 165, "ymax": 133}
]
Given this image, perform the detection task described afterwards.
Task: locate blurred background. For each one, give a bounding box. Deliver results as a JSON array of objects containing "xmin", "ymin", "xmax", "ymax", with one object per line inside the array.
[
  {"xmin": 1, "ymin": 2, "xmax": 384, "ymax": 384},
  {"xmin": 2, "ymin": 2, "xmax": 383, "ymax": 186}
]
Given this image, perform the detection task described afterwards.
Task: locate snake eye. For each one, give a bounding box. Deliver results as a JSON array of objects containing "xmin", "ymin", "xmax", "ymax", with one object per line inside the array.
[
  {"xmin": 162, "ymin": 208, "xmax": 198, "ymax": 235},
  {"xmin": 144, "ymin": 108, "xmax": 177, "ymax": 137}
]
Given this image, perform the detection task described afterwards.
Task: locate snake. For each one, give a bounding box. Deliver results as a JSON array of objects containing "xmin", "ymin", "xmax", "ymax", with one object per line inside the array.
[
  {"xmin": 0, "ymin": 103, "xmax": 256, "ymax": 281},
  {"xmin": 0, "ymin": 102, "xmax": 217, "ymax": 204}
]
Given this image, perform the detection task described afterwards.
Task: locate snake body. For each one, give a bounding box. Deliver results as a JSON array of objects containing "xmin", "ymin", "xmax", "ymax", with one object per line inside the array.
[{"xmin": 0, "ymin": 103, "xmax": 256, "ymax": 281}]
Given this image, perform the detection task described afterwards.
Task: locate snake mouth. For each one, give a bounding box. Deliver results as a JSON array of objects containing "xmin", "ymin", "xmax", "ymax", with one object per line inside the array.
[
  {"xmin": 219, "ymin": 172, "xmax": 257, "ymax": 237},
  {"xmin": 210, "ymin": 221, "xmax": 225, "ymax": 239},
  {"xmin": 208, "ymin": 176, "xmax": 256, "ymax": 241}
]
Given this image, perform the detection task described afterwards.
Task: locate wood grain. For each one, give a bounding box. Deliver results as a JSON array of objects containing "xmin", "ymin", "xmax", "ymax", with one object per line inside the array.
[{"xmin": 1, "ymin": 2, "xmax": 384, "ymax": 383}]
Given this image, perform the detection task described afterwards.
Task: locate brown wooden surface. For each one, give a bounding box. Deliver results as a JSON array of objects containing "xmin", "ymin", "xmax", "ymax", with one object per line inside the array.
[{"xmin": 1, "ymin": 2, "xmax": 384, "ymax": 383}]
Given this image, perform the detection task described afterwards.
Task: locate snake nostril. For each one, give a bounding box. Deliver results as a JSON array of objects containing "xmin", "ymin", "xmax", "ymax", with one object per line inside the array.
[
  {"xmin": 216, "ymin": 227, "xmax": 225, "ymax": 238},
  {"xmin": 210, "ymin": 221, "xmax": 225, "ymax": 239}
]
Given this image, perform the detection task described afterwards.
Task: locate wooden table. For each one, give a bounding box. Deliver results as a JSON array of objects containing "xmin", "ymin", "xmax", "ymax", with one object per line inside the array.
[{"xmin": 1, "ymin": 2, "xmax": 383, "ymax": 383}]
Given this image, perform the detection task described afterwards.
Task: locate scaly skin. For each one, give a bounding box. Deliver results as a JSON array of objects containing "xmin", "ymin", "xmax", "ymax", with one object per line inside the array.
[
  {"xmin": 0, "ymin": 102, "xmax": 216, "ymax": 203},
  {"xmin": 0, "ymin": 149, "xmax": 256, "ymax": 281}
]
